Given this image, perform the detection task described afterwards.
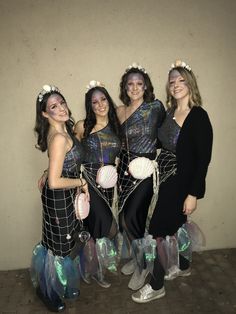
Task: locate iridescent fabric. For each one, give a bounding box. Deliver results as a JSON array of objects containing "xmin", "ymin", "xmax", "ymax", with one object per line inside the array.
[
  {"xmin": 118, "ymin": 101, "xmax": 165, "ymax": 215},
  {"xmin": 78, "ymin": 237, "xmax": 118, "ymax": 281},
  {"xmin": 121, "ymin": 100, "xmax": 165, "ymax": 154},
  {"xmin": 131, "ymin": 234, "xmax": 157, "ymax": 275},
  {"xmin": 30, "ymin": 243, "xmax": 80, "ymax": 300},
  {"xmin": 82, "ymin": 124, "xmax": 121, "ymax": 164},
  {"xmin": 79, "ymin": 125, "xmax": 121, "ymax": 279},
  {"xmin": 158, "ymin": 109, "xmax": 180, "ymax": 153},
  {"xmin": 156, "ymin": 220, "xmax": 205, "ymax": 277},
  {"xmin": 82, "ymin": 124, "xmax": 120, "ymax": 212}
]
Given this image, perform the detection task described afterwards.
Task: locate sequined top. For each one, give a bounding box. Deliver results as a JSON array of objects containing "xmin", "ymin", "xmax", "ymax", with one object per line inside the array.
[
  {"xmin": 82, "ymin": 124, "xmax": 121, "ymax": 164},
  {"xmin": 121, "ymin": 100, "xmax": 166, "ymax": 154},
  {"xmin": 62, "ymin": 137, "xmax": 84, "ymax": 177},
  {"xmin": 158, "ymin": 110, "xmax": 181, "ymax": 153}
]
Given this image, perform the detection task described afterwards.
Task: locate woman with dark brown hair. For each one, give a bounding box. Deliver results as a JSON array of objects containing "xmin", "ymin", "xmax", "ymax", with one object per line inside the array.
[{"xmin": 117, "ymin": 63, "xmax": 166, "ymax": 291}]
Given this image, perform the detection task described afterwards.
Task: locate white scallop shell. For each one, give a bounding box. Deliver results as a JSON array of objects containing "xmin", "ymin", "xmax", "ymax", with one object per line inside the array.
[
  {"xmin": 43, "ymin": 84, "xmax": 51, "ymax": 92},
  {"xmin": 74, "ymin": 192, "xmax": 90, "ymax": 220},
  {"xmin": 128, "ymin": 157, "xmax": 155, "ymax": 180},
  {"xmin": 96, "ymin": 165, "xmax": 118, "ymax": 189}
]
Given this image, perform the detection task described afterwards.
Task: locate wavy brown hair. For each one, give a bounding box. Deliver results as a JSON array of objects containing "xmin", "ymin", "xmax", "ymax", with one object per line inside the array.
[
  {"xmin": 119, "ymin": 68, "xmax": 155, "ymax": 106},
  {"xmin": 166, "ymin": 67, "xmax": 202, "ymax": 110},
  {"xmin": 34, "ymin": 91, "xmax": 74, "ymax": 152}
]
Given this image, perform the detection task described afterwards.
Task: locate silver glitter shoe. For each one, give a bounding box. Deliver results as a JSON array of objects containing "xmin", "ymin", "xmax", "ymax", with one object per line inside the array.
[
  {"xmin": 132, "ymin": 283, "xmax": 165, "ymax": 303},
  {"xmin": 165, "ymin": 267, "xmax": 191, "ymax": 280}
]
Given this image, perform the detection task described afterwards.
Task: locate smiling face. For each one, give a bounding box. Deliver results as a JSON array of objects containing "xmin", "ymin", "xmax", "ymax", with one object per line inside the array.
[
  {"xmin": 126, "ymin": 73, "xmax": 145, "ymax": 104},
  {"xmin": 42, "ymin": 94, "xmax": 69, "ymax": 123},
  {"xmin": 169, "ymin": 70, "xmax": 190, "ymax": 103},
  {"xmin": 91, "ymin": 90, "xmax": 109, "ymax": 118}
]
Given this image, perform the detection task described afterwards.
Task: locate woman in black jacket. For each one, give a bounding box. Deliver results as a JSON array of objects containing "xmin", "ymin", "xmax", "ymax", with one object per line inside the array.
[{"xmin": 132, "ymin": 60, "xmax": 213, "ymax": 303}]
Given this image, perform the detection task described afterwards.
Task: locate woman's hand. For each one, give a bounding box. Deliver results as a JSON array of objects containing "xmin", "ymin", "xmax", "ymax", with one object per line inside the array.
[
  {"xmin": 38, "ymin": 170, "xmax": 48, "ymax": 192},
  {"xmin": 183, "ymin": 195, "xmax": 197, "ymax": 215}
]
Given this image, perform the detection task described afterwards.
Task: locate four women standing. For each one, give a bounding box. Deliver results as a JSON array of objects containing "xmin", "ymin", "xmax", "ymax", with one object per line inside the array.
[{"xmin": 31, "ymin": 60, "xmax": 213, "ymax": 310}]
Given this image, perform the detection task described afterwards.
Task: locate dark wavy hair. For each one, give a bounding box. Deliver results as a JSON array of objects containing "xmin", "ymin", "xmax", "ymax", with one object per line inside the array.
[
  {"xmin": 34, "ymin": 91, "xmax": 75, "ymax": 152},
  {"xmin": 83, "ymin": 86, "xmax": 121, "ymax": 138},
  {"xmin": 166, "ymin": 67, "xmax": 202, "ymax": 110},
  {"xmin": 119, "ymin": 68, "xmax": 155, "ymax": 106}
]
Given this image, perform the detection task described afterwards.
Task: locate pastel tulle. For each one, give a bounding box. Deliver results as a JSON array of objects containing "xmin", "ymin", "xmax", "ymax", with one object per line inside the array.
[
  {"xmin": 131, "ymin": 234, "xmax": 157, "ymax": 274},
  {"xmin": 156, "ymin": 220, "xmax": 205, "ymax": 277},
  {"xmin": 79, "ymin": 237, "xmax": 118, "ymax": 280},
  {"xmin": 30, "ymin": 243, "xmax": 80, "ymax": 300}
]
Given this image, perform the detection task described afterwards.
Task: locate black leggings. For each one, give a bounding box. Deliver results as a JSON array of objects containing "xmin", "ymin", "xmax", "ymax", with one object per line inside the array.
[
  {"xmin": 84, "ymin": 184, "xmax": 117, "ymax": 240},
  {"xmin": 150, "ymin": 254, "xmax": 190, "ymax": 290},
  {"xmin": 119, "ymin": 176, "xmax": 153, "ymax": 241}
]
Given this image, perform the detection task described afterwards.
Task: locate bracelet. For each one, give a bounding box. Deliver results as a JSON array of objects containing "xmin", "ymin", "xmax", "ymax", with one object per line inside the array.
[{"xmin": 79, "ymin": 178, "xmax": 87, "ymax": 187}]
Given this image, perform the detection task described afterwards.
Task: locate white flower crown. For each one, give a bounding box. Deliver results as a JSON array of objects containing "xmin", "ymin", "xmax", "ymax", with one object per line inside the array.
[
  {"xmin": 38, "ymin": 84, "xmax": 60, "ymax": 102},
  {"xmin": 125, "ymin": 62, "xmax": 147, "ymax": 74},
  {"xmin": 169, "ymin": 60, "xmax": 192, "ymax": 72},
  {"xmin": 86, "ymin": 80, "xmax": 105, "ymax": 93}
]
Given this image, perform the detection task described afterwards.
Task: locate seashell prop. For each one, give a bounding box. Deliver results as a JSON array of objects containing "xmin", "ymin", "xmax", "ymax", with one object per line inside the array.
[
  {"xmin": 96, "ymin": 165, "xmax": 118, "ymax": 189},
  {"xmin": 74, "ymin": 192, "xmax": 90, "ymax": 220},
  {"xmin": 128, "ymin": 157, "xmax": 155, "ymax": 180}
]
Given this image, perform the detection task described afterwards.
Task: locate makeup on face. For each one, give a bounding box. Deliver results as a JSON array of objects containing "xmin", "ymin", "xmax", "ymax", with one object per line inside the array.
[
  {"xmin": 169, "ymin": 70, "xmax": 187, "ymax": 89},
  {"xmin": 169, "ymin": 70, "xmax": 190, "ymax": 103},
  {"xmin": 91, "ymin": 90, "xmax": 109, "ymax": 116},
  {"xmin": 46, "ymin": 94, "xmax": 68, "ymax": 117},
  {"xmin": 126, "ymin": 73, "xmax": 145, "ymax": 91},
  {"xmin": 46, "ymin": 94, "xmax": 68, "ymax": 114}
]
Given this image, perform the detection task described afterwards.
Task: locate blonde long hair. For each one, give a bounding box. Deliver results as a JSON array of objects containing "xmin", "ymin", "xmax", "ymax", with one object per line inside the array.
[{"xmin": 166, "ymin": 67, "xmax": 202, "ymax": 110}]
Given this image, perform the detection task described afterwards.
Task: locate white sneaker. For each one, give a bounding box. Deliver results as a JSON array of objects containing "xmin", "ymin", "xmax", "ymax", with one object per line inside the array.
[
  {"xmin": 165, "ymin": 267, "xmax": 191, "ymax": 280},
  {"xmin": 121, "ymin": 259, "xmax": 136, "ymax": 275},
  {"xmin": 132, "ymin": 283, "xmax": 165, "ymax": 303},
  {"xmin": 128, "ymin": 267, "xmax": 149, "ymax": 290}
]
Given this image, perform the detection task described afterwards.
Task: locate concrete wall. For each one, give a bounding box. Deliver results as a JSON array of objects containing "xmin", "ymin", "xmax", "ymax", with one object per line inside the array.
[{"xmin": 0, "ymin": 0, "xmax": 235, "ymax": 270}]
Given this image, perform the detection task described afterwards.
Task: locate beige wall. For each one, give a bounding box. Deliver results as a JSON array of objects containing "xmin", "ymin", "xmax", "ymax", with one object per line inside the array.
[{"xmin": 0, "ymin": 0, "xmax": 235, "ymax": 270}]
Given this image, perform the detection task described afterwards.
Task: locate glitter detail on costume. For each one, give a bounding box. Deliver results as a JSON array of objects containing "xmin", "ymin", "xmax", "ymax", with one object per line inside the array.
[
  {"xmin": 118, "ymin": 100, "xmax": 165, "ymax": 213},
  {"xmin": 81, "ymin": 124, "xmax": 120, "ymax": 212}
]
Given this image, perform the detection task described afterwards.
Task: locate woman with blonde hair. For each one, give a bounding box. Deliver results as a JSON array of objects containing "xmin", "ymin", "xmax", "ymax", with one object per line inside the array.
[{"xmin": 132, "ymin": 60, "xmax": 213, "ymax": 303}]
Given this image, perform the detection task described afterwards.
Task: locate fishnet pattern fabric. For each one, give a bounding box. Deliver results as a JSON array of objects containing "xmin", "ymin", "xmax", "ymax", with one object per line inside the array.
[
  {"xmin": 41, "ymin": 145, "xmax": 81, "ymax": 257},
  {"xmin": 157, "ymin": 149, "xmax": 177, "ymax": 184},
  {"xmin": 118, "ymin": 150, "xmax": 150, "ymax": 213},
  {"xmin": 82, "ymin": 163, "xmax": 115, "ymax": 211}
]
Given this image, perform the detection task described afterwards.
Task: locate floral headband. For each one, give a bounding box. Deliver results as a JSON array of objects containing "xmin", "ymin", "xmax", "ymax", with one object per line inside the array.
[
  {"xmin": 125, "ymin": 62, "xmax": 147, "ymax": 74},
  {"xmin": 86, "ymin": 80, "xmax": 105, "ymax": 93},
  {"xmin": 38, "ymin": 84, "xmax": 60, "ymax": 102},
  {"xmin": 169, "ymin": 60, "xmax": 192, "ymax": 72}
]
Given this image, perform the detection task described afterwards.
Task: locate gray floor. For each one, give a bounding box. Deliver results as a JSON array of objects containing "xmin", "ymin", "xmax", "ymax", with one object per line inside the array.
[{"xmin": 0, "ymin": 249, "xmax": 236, "ymax": 314}]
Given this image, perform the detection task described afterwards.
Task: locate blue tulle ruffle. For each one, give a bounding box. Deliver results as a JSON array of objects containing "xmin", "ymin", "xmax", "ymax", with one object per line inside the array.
[{"xmin": 30, "ymin": 243, "xmax": 80, "ymax": 300}]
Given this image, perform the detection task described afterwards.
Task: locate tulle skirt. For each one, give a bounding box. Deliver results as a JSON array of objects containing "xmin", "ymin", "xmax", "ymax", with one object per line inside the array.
[
  {"xmin": 79, "ymin": 236, "xmax": 119, "ymax": 280},
  {"xmin": 125, "ymin": 220, "xmax": 205, "ymax": 277},
  {"xmin": 156, "ymin": 220, "xmax": 205, "ymax": 277}
]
